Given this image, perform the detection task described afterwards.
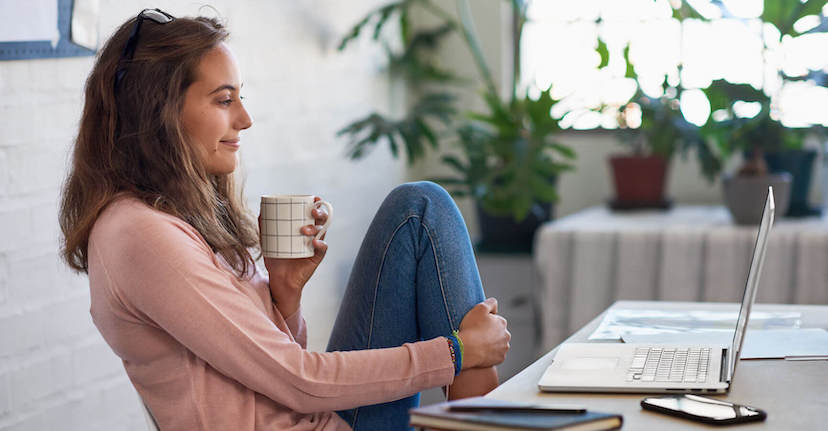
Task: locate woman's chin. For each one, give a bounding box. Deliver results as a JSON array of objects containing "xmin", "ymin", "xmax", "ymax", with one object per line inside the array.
[{"xmin": 207, "ymin": 161, "xmax": 238, "ymax": 176}]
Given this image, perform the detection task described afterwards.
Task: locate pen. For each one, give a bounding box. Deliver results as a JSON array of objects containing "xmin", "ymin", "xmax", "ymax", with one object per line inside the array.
[{"xmin": 446, "ymin": 404, "xmax": 587, "ymax": 414}]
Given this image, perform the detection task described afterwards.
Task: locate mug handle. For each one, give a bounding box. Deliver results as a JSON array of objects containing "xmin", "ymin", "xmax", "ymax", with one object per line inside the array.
[{"xmin": 312, "ymin": 200, "xmax": 333, "ymax": 240}]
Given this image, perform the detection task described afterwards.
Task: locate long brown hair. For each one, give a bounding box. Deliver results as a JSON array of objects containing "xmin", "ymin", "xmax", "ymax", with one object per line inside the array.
[{"xmin": 59, "ymin": 13, "xmax": 259, "ymax": 277}]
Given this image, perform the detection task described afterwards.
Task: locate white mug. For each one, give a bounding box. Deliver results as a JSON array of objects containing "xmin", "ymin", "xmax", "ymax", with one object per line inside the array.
[{"xmin": 260, "ymin": 195, "xmax": 333, "ymax": 259}]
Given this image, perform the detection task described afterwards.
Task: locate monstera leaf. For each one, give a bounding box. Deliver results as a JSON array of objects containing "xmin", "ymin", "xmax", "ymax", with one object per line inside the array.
[
  {"xmin": 436, "ymin": 87, "xmax": 574, "ymax": 221},
  {"xmin": 762, "ymin": 0, "xmax": 826, "ymax": 36},
  {"xmin": 337, "ymin": 92, "xmax": 455, "ymax": 164}
]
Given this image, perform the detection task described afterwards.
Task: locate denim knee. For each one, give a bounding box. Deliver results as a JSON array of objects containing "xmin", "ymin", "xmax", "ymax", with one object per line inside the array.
[{"xmin": 389, "ymin": 181, "xmax": 453, "ymax": 207}]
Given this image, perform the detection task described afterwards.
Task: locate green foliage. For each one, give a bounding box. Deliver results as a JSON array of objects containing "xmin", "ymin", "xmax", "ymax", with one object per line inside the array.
[
  {"xmin": 337, "ymin": 1, "xmax": 416, "ymax": 51},
  {"xmin": 694, "ymin": 0, "xmax": 828, "ymax": 175},
  {"xmin": 337, "ymin": 0, "xmax": 575, "ymax": 221},
  {"xmin": 386, "ymin": 25, "xmax": 460, "ymax": 83},
  {"xmin": 336, "ymin": 92, "xmax": 455, "ymax": 164},
  {"xmin": 701, "ymin": 80, "xmax": 806, "ymax": 159},
  {"xmin": 596, "ymin": 39, "xmax": 609, "ymax": 69},
  {"xmin": 436, "ymin": 87, "xmax": 574, "ymax": 220},
  {"xmin": 601, "ymin": 35, "xmax": 720, "ymax": 181},
  {"xmin": 618, "ymin": 90, "xmax": 721, "ymax": 183},
  {"xmin": 601, "ymin": 0, "xmax": 827, "ymax": 181},
  {"xmin": 762, "ymin": 0, "xmax": 826, "ymax": 36},
  {"xmin": 671, "ymin": 2, "xmax": 707, "ymax": 20},
  {"xmin": 622, "ymin": 45, "xmax": 636, "ymax": 79}
]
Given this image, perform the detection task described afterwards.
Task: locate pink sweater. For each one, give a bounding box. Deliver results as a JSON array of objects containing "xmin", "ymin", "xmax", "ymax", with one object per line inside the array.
[{"xmin": 87, "ymin": 196, "xmax": 455, "ymax": 430}]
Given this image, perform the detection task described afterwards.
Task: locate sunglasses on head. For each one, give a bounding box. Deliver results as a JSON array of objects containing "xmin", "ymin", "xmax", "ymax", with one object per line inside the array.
[{"xmin": 114, "ymin": 8, "xmax": 175, "ymax": 93}]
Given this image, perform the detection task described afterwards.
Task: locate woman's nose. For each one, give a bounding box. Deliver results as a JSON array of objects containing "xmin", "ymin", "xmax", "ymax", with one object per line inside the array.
[{"xmin": 236, "ymin": 105, "xmax": 253, "ymax": 130}]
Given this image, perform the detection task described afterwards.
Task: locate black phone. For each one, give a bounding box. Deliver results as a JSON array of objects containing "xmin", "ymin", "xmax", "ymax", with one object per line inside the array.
[{"xmin": 641, "ymin": 394, "xmax": 766, "ymax": 425}]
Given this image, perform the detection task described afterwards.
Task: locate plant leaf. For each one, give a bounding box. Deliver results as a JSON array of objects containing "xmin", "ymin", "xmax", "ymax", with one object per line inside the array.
[
  {"xmin": 441, "ymin": 155, "xmax": 468, "ymax": 173},
  {"xmin": 764, "ymin": 0, "xmax": 828, "ymax": 36},
  {"xmin": 338, "ymin": 1, "xmax": 415, "ymax": 51},
  {"xmin": 623, "ymin": 44, "xmax": 637, "ymax": 79},
  {"xmin": 596, "ymin": 38, "xmax": 609, "ymax": 69}
]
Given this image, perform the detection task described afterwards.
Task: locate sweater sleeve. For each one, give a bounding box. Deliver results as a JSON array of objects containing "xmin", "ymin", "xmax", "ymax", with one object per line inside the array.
[
  {"xmin": 94, "ymin": 207, "xmax": 454, "ymax": 414},
  {"xmin": 282, "ymin": 307, "xmax": 307, "ymax": 349}
]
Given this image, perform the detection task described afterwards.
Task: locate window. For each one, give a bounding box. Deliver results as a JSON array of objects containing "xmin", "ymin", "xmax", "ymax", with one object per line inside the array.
[{"xmin": 520, "ymin": 0, "xmax": 828, "ymax": 129}]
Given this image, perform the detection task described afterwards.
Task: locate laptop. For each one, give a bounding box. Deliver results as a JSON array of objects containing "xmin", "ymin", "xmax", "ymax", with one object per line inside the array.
[{"xmin": 538, "ymin": 186, "xmax": 775, "ymax": 394}]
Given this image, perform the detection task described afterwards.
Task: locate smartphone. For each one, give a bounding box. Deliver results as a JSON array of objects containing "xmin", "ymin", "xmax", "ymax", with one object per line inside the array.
[{"xmin": 641, "ymin": 394, "xmax": 766, "ymax": 425}]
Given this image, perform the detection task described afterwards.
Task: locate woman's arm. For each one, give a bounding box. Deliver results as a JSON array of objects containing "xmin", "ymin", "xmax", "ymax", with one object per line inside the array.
[
  {"xmin": 281, "ymin": 306, "xmax": 307, "ymax": 349},
  {"xmin": 96, "ymin": 212, "xmax": 454, "ymax": 414}
]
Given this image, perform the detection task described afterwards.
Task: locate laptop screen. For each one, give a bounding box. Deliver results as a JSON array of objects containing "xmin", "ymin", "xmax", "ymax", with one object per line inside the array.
[{"xmin": 728, "ymin": 186, "xmax": 775, "ymax": 380}]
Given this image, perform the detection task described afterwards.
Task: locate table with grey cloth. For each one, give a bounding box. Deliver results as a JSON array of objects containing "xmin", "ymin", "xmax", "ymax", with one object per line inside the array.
[{"xmin": 533, "ymin": 205, "xmax": 828, "ymax": 350}]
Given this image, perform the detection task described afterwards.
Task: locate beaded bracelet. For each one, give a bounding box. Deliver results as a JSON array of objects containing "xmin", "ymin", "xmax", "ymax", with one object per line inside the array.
[
  {"xmin": 445, "ymin": 331, "xmax": 463, "ymax": 376},
  {"xmin": 453, "ymin": 329, "xmax": 464, "ymax": 359}
]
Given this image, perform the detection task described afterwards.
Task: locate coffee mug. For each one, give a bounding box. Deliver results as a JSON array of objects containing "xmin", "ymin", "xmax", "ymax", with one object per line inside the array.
[{"xmin": 260, "ymin": 195, "xmax": 333, "ymax": 258}]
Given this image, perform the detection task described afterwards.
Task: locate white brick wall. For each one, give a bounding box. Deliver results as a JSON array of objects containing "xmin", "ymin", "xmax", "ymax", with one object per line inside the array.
[{"xmin": 0, "ymin": 1, "xmax": 405, "ymax": 429}]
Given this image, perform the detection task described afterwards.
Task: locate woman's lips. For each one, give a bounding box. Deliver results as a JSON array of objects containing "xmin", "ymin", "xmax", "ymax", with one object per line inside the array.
[{"xmin": 220, "ymin": 139, "xmax": 240, "ymax": 148}]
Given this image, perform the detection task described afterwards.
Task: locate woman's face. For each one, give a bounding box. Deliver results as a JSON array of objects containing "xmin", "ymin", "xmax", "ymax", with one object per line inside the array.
[{"xmin": 181, "ymin": 43, "xmax": 252, "ymax": 175}]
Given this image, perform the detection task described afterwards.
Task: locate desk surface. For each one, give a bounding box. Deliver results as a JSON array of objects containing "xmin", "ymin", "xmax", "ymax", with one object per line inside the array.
[{"xmin": 488, "ymin": 301, "xmax": 828, "ymax": 430}]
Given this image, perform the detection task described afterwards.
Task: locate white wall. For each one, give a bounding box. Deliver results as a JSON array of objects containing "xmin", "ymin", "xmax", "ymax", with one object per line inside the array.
[{"xmin": 0, "ymin": 1, "xmax": 404, "ymax": 429}]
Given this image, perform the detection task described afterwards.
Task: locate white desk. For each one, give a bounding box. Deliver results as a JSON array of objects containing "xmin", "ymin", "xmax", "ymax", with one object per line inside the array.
[
  {"xmin": 534, "ymin": 206, "xmax": 828, "ymax": 350},
  {"xmin": 488, "ymin": 301, "xmax": 828, "ymax": 430}
]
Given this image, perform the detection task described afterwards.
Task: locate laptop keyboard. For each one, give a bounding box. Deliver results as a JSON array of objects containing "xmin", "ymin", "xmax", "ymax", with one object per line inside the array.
[{"xmin": 626, "ymin": 347, "xmax": 711, "ymax": 383}]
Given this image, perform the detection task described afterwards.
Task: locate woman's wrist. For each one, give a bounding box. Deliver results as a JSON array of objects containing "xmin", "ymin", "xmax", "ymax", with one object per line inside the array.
[
  {"xmin": 272, "ymin": 296, "xmax": 301, "ymax": 318},
  {"xmin": 268, "ymin": 279, "xmax": 302, "ymax": 317},
  {"xmin": 445, "ymin": 331, "xmax": 463, "ymax": 375},
  {"xmin": 264, "ymin": 264, "xmax": 305, "ymax": 292}
]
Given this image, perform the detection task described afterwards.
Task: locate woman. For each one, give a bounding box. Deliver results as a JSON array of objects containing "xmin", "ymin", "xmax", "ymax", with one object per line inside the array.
[{"xmin": 59, "ymin": 9, "xmax": 510, "ymax": 431}]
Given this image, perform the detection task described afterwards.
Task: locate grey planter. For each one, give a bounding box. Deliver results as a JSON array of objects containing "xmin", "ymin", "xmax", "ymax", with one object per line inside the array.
[{"xmin": 722, "ymin": 173, "xmax": 792, "ymax": 225}]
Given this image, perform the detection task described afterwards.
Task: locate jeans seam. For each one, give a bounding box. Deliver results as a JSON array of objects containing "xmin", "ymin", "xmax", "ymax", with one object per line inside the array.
[
  {"xmin": 354, "ymin": 214, "xmax": 418, "ymax": 430},
  {"xmin": 366, "ymin": 214, "xmax": 419, "ymax": 348},
  {"xmin": 420, "ymin": 220, "xmax": 456, "ymax": 331}
]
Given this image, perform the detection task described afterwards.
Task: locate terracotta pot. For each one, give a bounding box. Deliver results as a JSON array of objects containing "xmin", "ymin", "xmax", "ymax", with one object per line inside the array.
[{"xmin": 608, "ymin": 155, "xmax": 669, "ymax": 208}]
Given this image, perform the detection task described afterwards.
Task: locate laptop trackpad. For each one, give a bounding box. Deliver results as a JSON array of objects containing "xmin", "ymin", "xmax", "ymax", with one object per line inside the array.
[{"xmin": 559, "ymin": 357, "xmax": 620, "ymax": 370}]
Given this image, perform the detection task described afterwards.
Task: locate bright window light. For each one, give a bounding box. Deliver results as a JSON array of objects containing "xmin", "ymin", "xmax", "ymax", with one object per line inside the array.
[
  {"xmin": 680, "ymin": 89, "xmax": 711, "ymax": 126},
  {"xmin": 733, "ymin": 101, "xmax": 762, "ymax": 118},
  {"xmin": 721, "ymin": 0, "xmax": 763, "ymax": 19},
  {"xmin": 522, "ymin": 0, "xmax": 828, "ymax": 128}
]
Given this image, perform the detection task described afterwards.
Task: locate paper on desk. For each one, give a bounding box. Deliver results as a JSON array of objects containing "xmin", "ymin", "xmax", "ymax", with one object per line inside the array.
[
  {"xmin": 588, "ymin": 309, "xmax": 802, "ymax": 341},
  {"xmin": 621, "ymin": 328, "xmax": 828, "ymax": 360}
]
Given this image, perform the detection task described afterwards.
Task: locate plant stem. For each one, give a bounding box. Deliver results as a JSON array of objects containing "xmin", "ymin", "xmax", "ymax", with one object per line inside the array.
[
  {"xmin": 511, "ymin": 0, "xmax": 525, "ymax": 102},
  {"xmin": 417, "ymin": 1, "xmax": 478, "ymax": 82},
  {"xmin": 418, "ymin": 0, "xmax": 502, "ymax": 102},
  {"xmin": 418, "ymin": 0, "xmax": 457, "ymax": 26},
  {"xmin": 454, "ymin": 0, "xmax": 500, "ymax": 99}
]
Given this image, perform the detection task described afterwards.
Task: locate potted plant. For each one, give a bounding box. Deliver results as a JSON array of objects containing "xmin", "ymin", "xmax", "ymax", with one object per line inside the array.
[
  {"xmin": 437, "ymin": 88, "xmax": 575, "ymax": 251},
  {"xmin": 336, "ymin": 0, "xmax": 575, "ymax": 251},
  {"xmin": 697, "ymin": 0, "xmax": 828, "ymax": 223},
  {"xmin": 701, "ymin": 80, "xmax": 797, "ymax": 224},
  {"xmin": 590, "ymin": 6, "xmax": 722, "ymax": 210},
  {"xmin": 590, "ymin": 0, "xmax": 826, "ymax": 216},
  {"xmin": 610, "ymin": 87, "xmax": 721, "ymax": 209}
]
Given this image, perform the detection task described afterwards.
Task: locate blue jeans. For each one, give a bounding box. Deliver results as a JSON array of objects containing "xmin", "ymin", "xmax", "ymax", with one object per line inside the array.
[{"xmin": 326, "ymin": 181, "xmax": 486, "ymax": 431}]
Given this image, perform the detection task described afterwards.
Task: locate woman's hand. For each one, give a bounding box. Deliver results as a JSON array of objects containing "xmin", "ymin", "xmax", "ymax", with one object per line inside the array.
[
  {"xmin": 260, "ymin": 197, "xmax": 329, "ymax": 317},
  {"xmin": 457, "ymin": 298, "xmax": 510, "ymax": 369}
]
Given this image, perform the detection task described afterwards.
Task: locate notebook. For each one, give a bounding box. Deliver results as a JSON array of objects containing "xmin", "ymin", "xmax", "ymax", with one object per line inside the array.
[
  {"xmin": 538, "ymin": 186, "xmax": 775, "ymax": 394},
  {"xmin": 409, "ymin": 397, "xmax": 623, "ymax": 431}
]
